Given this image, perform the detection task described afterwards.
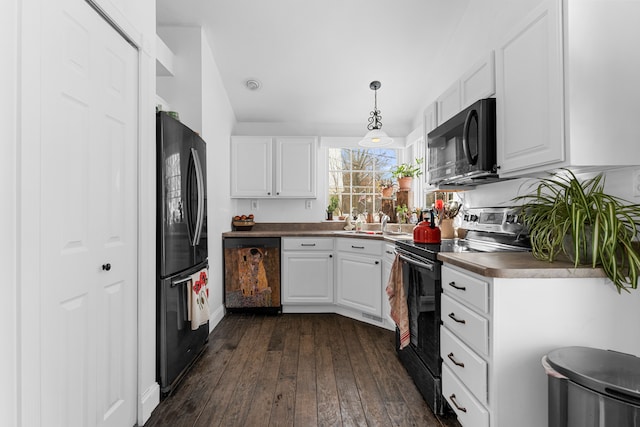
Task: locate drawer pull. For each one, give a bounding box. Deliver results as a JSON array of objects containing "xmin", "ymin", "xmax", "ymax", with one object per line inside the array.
[
  {"xmin": 448, "ymin": 281, "xmax": 466, "ymax": 291},
  {"xmin": 449, "ymin": 394, "xmax": 468, "ymax": 413},
  {"xmin": 300, "ymin": 243, "xmax": 316, "ymax": 247},
  {"xmin": 448, "ymin": 312, "xmax": 466, "ymax": 324},
  {"xmin": 351, "ymin": 245, "xmax": 365, "ymax": 249},
  {"xmin": 385, "ymin": 250, "xmax": 394, "ymax": 255},
  {"xmin": 447, "ymin": 352, "xmax": 465, "ymax": 368}
]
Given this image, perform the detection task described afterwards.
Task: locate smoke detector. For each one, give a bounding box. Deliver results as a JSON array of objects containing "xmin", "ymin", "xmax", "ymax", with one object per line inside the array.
[{"xmin": 244, "ymin": 79, "xmax": 261, "ymax": 91}]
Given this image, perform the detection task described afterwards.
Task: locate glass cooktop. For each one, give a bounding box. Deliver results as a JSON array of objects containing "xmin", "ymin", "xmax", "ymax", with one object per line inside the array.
[{"xmin": 396, "ymin": 230, "xmax": 531, "ymax": 261}]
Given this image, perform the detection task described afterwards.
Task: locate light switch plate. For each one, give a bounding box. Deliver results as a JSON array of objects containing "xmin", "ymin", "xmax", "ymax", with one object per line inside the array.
[
  {"xmin": 251, "ymin": 199, "xmax": 259, "ymax": 210},
  {"xmin": 305, "ymin": 200, "xmax": 312, "ymax": 209}
]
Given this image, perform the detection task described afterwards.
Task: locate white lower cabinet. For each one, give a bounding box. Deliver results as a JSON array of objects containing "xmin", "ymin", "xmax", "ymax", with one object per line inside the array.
[
  {"xmin": 281, "ymin": 237, "xmax": 334, "ymax": 304},
  {"xmin": 442, "ymin": 364, "xmax": 490, "ymax": 427},
  {"xmin": 335, "ymin": 238, "xmax": 382, "ymax": 318},
  {"xmin": 441, "ymin": 265, "xmax": 491, "ymax": 426},
  {"xmin": 441, "ymin": 262, "xmax": 640, "ymax": 427}
]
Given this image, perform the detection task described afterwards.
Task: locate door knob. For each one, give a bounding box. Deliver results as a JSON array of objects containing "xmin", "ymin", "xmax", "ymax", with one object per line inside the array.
[{"xmin": 102, "ymin": 263, "xmax": 111, "ymax": 271}]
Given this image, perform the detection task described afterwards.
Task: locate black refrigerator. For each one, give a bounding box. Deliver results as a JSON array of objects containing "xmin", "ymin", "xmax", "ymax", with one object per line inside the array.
[{"xmin": 156, "ymin": 111, "xmax": 209, "ymax": 396}]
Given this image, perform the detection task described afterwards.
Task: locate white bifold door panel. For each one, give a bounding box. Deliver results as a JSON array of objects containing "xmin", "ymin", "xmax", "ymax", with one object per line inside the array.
[{"xmin": 39, "ymin": 0, "xmax": 138, "ymax": 426}]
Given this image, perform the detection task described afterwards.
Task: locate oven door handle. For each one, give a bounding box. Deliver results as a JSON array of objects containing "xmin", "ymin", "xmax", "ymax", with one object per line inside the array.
[{"xmin": 397, "ymin": 253, "xmax": 434, "ymax": 271}]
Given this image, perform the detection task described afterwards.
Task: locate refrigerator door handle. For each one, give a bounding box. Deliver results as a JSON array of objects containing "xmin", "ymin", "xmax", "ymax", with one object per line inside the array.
[{"xmin": 191, "ymin": 147, "xmax": 205, "ymax": 246}]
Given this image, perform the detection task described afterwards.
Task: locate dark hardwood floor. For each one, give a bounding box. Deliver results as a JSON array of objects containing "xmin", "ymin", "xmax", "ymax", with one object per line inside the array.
[{"xmin": 145, "ymin": 313, "xmax": 461, "ymax": 427}]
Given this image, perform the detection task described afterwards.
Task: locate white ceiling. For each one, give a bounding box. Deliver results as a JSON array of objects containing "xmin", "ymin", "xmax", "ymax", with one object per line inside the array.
[{"xmin": 156, "ymin": 0, "xmax": 472, "ymax": 137}]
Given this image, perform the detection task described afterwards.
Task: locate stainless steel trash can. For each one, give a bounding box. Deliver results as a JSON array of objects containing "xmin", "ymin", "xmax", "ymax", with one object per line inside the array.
[{"xmin": 542, "ymin": 346, "xmax": 640, "ymax": 427}]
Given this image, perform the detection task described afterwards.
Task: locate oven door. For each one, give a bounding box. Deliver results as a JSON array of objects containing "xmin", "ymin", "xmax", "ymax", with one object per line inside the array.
[{"xmin": 399, "ymin": 251, "xmax": 441, "ymax": 376}]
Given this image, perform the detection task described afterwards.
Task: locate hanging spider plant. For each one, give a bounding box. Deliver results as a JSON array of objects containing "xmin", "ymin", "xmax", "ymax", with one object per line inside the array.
[{"xmin": 513, "ymin": 169, "xmax": 640, "ymax": 293}]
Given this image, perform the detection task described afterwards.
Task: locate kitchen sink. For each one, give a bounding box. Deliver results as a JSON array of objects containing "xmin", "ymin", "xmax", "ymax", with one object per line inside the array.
[
  {"xmin": 333, "ymin": 229, "xmax": 414, "ymax": 240},
  {"xmin": 335, "ymin": 230, "xmax": 384, "ymax": 235}
]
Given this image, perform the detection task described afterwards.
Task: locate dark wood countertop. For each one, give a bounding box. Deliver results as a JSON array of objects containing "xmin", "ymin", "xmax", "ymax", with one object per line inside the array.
[{"xmin": 437, "ymin": 252, "xmax": 607, "ymax": 279}]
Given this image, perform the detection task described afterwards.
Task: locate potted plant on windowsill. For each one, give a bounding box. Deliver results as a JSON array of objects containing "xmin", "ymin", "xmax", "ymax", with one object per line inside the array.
[
  {"xmin": 512, "ymin": 169, "xmax": 640, "ymax": 293},
  {"xmin": 379, "ymin": 180, "xmax": 395, "ymax": 198},
  {"xmin": 326, "ymin": 195, "xmax": 340, "ymax": 220},
  {"xmin": 391, "ymin": 158, "xmax": 423, "ymax": 190}
]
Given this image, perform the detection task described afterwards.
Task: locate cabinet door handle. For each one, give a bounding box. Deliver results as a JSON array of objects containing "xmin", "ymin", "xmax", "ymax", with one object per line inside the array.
[
  {"xmin": 449, "ymin": 394, "xmax": 467, "ymax": 413},
  {"xmin": 102, "ymin": 263, "xmax": 111, "ymax": 271},
  {"xmin": 385, "ymin": 250, "xmax": 394, "ymax": 255},
  {"xmin": 351, "ymin": 245, "xmax": 365, "ymax": 249},
  {"xmin": 448, "ymin": 281, "xmax": 466, "ymax": 291},
  {"xmin": 448, "ymin": 312, "xmax": 466, "ymax": 324},
  {"xmin": 447, "ymin": 352, "xmax": 465, "ymax": 368},
  {"xmin": 375, "ymin": 261, "xmax": 380, "ymax": 265},
  {"xmin": 300, "ymin": 243, "xmax": 316, "ymax": 247},
  {"xmin": 329, "ymin": 254, "xmax": 333, "ymax": 258}
]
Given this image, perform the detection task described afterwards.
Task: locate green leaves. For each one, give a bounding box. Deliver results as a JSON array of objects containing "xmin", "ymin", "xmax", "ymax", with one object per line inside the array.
[
  {"xmin": 391, "ymin": 157, "xmax": 424, "ymax": 179},
  {"xmin": 513, "ymin": 169, "xmax": 640, "ymax": 293}
]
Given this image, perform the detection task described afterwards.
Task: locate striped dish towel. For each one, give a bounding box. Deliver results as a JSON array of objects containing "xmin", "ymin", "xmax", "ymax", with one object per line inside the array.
[{"xmin": 385, "ymin": 255, "xmax": 409, "ymax": 349}]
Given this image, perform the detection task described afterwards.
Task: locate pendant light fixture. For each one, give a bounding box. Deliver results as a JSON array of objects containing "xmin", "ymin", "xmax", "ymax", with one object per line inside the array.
[{"xmin": 359, "ymin": 80, "xmax": 393, "ymax": 147}]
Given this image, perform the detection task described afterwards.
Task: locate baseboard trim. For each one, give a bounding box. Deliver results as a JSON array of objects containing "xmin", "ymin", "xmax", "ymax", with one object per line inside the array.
[
  {"xmin": 139, "ymin": 382, "xmax": 160, "ymax": 425},
  {"xmin": 209, "ymin": 304, "xmax": 225, "ymax": 332}
]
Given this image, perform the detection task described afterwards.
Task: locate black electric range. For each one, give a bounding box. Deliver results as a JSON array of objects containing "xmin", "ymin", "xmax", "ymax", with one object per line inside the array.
[{"xmin": 392, "ymin": 207, "xmax": 530, "ymax": 416}]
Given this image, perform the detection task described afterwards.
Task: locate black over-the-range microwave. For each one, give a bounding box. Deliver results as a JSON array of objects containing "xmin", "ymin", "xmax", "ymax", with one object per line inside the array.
[{"xmin": 427, "ymin": 98, "xmax": 498, "ymax": 186}]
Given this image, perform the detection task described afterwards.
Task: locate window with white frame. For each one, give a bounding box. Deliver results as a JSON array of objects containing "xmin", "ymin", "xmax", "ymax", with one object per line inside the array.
[{"xmin": 327, "ymin": 147, "xmax": 398, "ymax": 219}]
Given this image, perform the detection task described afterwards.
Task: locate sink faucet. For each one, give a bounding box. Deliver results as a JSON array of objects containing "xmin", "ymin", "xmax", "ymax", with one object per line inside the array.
[{"xmin": 380, "ymin": 212, "xmax": 390, "ymax": 233}]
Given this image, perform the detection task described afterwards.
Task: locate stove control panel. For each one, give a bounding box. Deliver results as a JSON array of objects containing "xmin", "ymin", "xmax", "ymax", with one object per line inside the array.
[{"xmin": 460, "ymin": 207, "xmax": 525, "ymax": 235}]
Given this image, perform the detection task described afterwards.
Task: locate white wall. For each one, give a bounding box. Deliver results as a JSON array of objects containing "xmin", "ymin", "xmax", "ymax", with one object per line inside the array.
[
  {"xmin": 200, "ymin": 28, "xmax": 236, "ymax": 324},
  {"xmin": 156, "ymin": 27, "xmax": 203, "ymax": 133},
  {"xmin": 1, "ymin": 0, "xmax": 18, "ymax": 425},
  {"xmin": 459, "ymin": 167, "xmax": 640, "ymax": 211}
]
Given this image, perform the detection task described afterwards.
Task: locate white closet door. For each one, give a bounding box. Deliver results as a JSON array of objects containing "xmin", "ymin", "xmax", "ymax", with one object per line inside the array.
[{"xmin": 39, "ymin": 0, "xmax": 138, "ymax": 426}]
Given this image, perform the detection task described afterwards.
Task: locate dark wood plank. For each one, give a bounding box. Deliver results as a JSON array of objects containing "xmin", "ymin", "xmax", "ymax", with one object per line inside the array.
[
  {"xmin": 314, "ymin": 315, "xmax": 342, "ymax": 427},
  {"xmin": 194, "ymin": 316, "xmax": 265, "ymax": 426},
  {"xmin": 243, "ymin": 350, "xmax": 283, "ymax": 426},
  {"xmin": 360, "ymin": 323, "xmax": 446, "ymax": 426},
  {"xmin": 294, "ymin": 333, "xmax": 318, "ymax": 426},
  {"xmin": 269, "ymin": 315, "xmax": 299, "ymax": 427},
  {"xmin": 326, "ymin": 315, "xmax": 367, "ymax": 427},
  {"xmin": 337, "ymin": 315, "xmax": 393, "ymax": 427},
  {"xmin": 219, "ymin": 315, "xmax": 277, "ymax": 426}
]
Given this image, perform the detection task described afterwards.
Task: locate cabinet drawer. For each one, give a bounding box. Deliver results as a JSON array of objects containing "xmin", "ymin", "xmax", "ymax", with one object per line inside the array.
[
  {"xmin": 441, "ymin": 326, "xmax": 488, "ymax": 405},
  {"xmin": 336, "ymin": 238, "xmax": 382, "ymax": 256},
  {"xmin": 442, "ymin": 365, "xmax": 489, "ymax": 427},
  {"xmin": 441, "ymin": 294, "xmax": 489, "ymax": 356},
  {"xmin": 442, "ymin": 265, "xmax": 489, "ymax": 313},
  {"xmin": 383, "ymin": 243, "xmax": 396, "ymax": 262},
  {"xmin": 282, "ymin": 237, "xmax": 334, "ymax": 251}
]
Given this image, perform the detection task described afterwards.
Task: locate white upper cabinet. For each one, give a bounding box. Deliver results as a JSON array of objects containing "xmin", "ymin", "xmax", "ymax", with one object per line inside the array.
[
  {"xmin": 231, "ymin": 136, "xmax": 317, "ymax": 198},
  {"xmin": 423, "ymin": 102, "xmax": 438, "ymax": 187},
  {"xmin": 424, "ymin": 102, "xmax": 438, "ymax": 136},
  {"xmin": 436, "ymin": 52, "xmax": 496, "ymax": 125},
  {"xmin": 436, "ymin": 81, "xmax": 462, "ymax": 125},
  {"xmin": 275, "ymin": 137, "xmax": 317, "ymax": 197},
  {"xmin": 230, "ymin": 136, "xmax": 273, "ymax": 197},
  {"xmin": 496, "ymin": 0, "xmax": 564, "ymax": 175},
  {"xmin": 460, "ymin": 51, "xmax": 495, "ymax": 110},
  {"xmin": 496, "ymin": 0, "xmax": 640, "ymax": 176}
]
